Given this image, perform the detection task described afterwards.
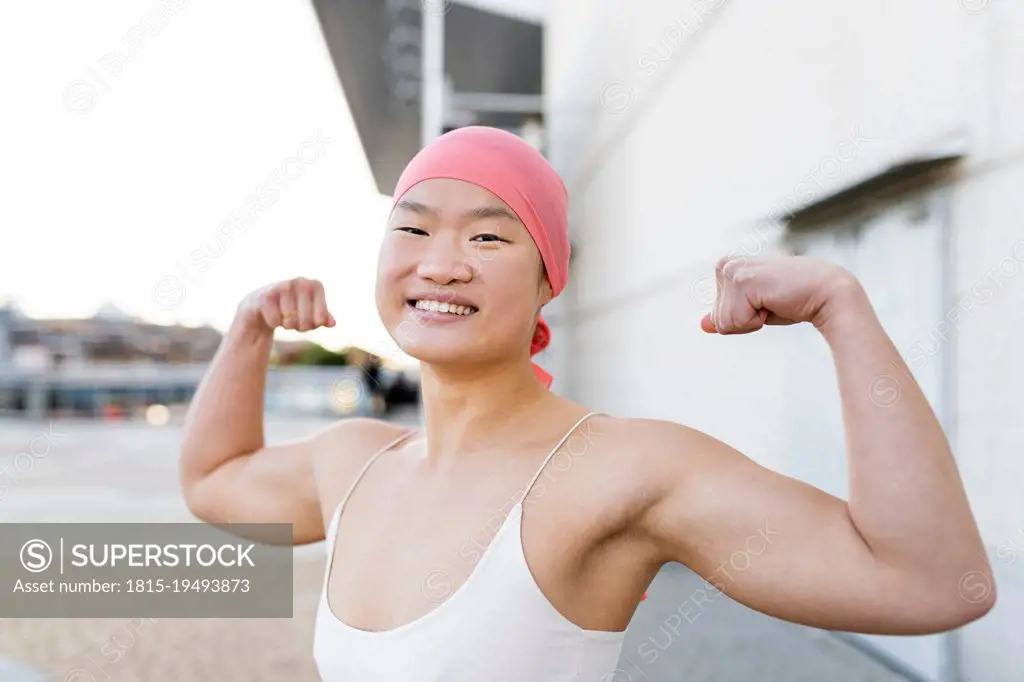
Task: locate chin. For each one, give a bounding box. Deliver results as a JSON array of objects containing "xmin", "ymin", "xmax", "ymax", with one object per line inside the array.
[{"xmin": 396, "ymin": 342, "xmax": 475, "ymax": 367}]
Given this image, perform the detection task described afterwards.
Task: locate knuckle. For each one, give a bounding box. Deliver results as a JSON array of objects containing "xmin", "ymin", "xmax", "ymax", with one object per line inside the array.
[
  {"xmin": 730, "ymin": 265, "xmax": 751, "ymax": 283},
  {"xmin": 721, "ymin": 256, "xmax": 742, "ymax": 280}
]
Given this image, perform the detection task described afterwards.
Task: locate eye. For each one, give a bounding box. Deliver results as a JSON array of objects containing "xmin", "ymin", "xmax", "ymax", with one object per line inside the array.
[
  {"xmin": 395, "ymin": 226, "xmax": 428, "ymax": 236},
  {"xmin": 471, "ymin": 233, "xmax": 508, "ymax": 243}
]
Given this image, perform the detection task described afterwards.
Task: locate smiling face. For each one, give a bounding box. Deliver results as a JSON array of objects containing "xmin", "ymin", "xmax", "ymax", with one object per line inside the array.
[{"xmin": 376, "ymin": 178, "xmax": 552, "ymax": 370}]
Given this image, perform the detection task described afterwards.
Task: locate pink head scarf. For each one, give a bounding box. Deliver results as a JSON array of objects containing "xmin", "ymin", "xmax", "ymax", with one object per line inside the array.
[{"xmin": 391, "ymin": 126, "xmax": 570, "ymax": 390}]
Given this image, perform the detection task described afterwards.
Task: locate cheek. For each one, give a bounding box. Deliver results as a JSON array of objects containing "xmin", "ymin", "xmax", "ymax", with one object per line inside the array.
[
  {"xmin": 374, "ymin": 248, "xmax": 405, "ymax": 314},
  {"xmin": 482, "ymin": 257, "xmax": 542, "ymax": 314},
  {"xmin": 375, "ymin": 240, "xmax": 408, "ymax": 285}
]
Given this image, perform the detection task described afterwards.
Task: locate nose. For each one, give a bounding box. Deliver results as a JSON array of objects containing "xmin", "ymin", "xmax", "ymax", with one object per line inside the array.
[{"xmin": 416, "ymin": 234, "xmax": 475, "ymax": 285}]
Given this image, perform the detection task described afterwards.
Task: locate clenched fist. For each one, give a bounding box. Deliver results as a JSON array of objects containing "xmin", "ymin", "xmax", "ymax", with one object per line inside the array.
[
  {"xmin": 700, "ymin": 255, "xmax": 862, "ymax": 335},
  {"xmin": 237, "ymin": 278, "xmax": 337, "ymax": 333}
]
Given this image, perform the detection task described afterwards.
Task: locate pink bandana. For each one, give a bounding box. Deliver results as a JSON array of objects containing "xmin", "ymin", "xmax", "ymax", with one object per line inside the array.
[{"xmin": 392, "ymin": 126, "xmax": 570, "ymax": 389}]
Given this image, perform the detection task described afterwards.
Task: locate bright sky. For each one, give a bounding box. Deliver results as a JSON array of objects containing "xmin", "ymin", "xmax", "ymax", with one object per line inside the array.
[{"xmin": 1, "ymin": 1, "xmax": 411, "ymax": 363}]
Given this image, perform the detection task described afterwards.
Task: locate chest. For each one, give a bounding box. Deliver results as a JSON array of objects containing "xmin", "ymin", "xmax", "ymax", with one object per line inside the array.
[{"xmin": 323, "ymin": 447, "xmax": 621, "ymax": 634}]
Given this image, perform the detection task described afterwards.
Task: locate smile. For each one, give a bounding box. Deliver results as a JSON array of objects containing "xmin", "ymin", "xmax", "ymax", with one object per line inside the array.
[{"xmin": 406, "ymin": 299, "xmax": 478, "ymax": 317}]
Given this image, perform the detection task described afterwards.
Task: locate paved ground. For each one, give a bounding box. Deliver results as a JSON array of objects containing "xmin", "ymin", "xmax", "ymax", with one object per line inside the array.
[
  {"xmin": 620, "ymin": 564, "xmax": 907, "ymax": 682},
  {"xmin": 0, "ymin": 414, "xmax": 909, "ymax": 681}
]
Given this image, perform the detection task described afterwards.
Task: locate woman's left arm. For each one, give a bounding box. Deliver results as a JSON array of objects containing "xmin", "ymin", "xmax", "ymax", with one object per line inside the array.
[{"xmin": 632, "ymin": 255, "xmax": 995, "ymax": 634}]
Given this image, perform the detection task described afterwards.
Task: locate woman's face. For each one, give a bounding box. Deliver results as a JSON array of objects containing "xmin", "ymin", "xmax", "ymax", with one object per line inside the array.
[{"xmin": 376, "ymin": 178, "xmax": 551, "ymax": 369}]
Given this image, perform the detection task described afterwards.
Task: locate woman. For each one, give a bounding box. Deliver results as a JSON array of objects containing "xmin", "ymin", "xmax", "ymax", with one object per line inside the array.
[{"xmin": 180, "ymin": 126, "xmax": 995, "ymax": 681}]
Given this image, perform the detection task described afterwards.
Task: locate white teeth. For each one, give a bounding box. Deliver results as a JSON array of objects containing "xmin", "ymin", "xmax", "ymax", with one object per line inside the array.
[{"xmin": 413, "ymin": 299, "xmax": 476, "ymax": 315}]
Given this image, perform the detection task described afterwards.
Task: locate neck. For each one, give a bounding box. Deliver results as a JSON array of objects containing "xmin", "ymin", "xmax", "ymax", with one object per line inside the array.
[{"xmin": 416, "ymin": 358, "xmax": 555, "ymax": 466}]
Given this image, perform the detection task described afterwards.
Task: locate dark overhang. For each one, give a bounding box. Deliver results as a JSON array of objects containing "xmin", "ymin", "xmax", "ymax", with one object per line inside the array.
[
  {"xmin": 311, "ymin": 0, "xmax": 543, "ymax": 196},
  {"xmin": 785, "ymin": 135, "xmax": 968, "ymax": 229}
]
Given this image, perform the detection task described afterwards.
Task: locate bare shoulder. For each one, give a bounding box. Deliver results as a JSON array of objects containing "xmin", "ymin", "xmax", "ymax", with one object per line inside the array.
[
  {"xmin": 309, "ymin": 417, "xmax": 418, "ymax": 525},
  {"xmin": 588, "ymin": 414, "xmax": 717, "ymax": 466},
  {"xmin": 585, "ymin": 415, "xmax": 733, "ymax": 508}
]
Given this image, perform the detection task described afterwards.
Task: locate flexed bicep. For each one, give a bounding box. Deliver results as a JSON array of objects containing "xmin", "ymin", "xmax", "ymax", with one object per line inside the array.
[{"xmin": 633, "ymin": 420, "xmax": 982, "ymax": 635}]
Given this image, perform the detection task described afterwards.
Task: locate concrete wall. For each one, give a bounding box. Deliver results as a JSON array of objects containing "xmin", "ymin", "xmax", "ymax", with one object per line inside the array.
[{"xmin": 543, "ymin": 1, "xmax": 1023, "ymax": 680}]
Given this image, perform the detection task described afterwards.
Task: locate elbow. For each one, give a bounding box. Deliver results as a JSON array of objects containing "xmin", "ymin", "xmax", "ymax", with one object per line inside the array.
[
  {"xmin": 915, "ymin": 569, "xmax": 997, "ymax": 634},
  {"xmin": 178, "ymin": 458, "xmax": 201, "ymax": 514},
  {"xmin": 932, "ymin": 594, "xmax": 996, "ymax": 634},
  {"xmin": 182, "ymin": 482, "xmax": 228, "ymax": 526},
  {"xmin": 178, "ymin": 456, "xmax": 216, "ymax": 524},
  {"xmin": 883, "ymin": 565, "xmax": 998, "ymax": 635},
  {"xmin": 180, "ymin": 475, "xmax": 211, "ymax": 522},
  {"xmin": 953, "ymin": 569, "xmax": 997, "ymax": 625}
]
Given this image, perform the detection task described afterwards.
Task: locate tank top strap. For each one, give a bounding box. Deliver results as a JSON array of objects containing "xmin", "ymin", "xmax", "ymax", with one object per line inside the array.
[
  {"xmin": 324, "ymin": 427, "xmax": 421, "ymax": 570},
  {"xmin": 520, "ymin": 410, "xmax": 605, "ymax": 503}
]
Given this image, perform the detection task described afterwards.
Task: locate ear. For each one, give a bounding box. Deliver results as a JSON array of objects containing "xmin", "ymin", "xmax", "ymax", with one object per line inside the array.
[
  {"xmin": 537, "ymin": 256, "xmax": 554, "ymax": 306},
  {"xmin": 540, "ymin": 279, "xmax": 553, "ymax": 306}
]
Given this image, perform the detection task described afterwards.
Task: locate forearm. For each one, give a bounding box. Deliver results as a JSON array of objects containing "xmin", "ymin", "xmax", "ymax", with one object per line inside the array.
[
  {"xmin": 818, "ymin": 281, "xmax": 990, "ymax": 580},
  {"xmin": 180, "ymin": 315, "xmax": 275, "ymax": 486}
]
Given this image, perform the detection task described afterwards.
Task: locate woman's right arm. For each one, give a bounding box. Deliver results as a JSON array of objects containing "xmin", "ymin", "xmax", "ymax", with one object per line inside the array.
[{"xmin": 178, "ymin": 278, "xmax": 362, "ymax": 545}]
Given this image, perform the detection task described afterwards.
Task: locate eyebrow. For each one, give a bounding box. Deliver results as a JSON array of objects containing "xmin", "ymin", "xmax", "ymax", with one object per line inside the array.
[
  {"xmin": 465, "ymin": 205, "xmax": 521, "ymax": 223},
  {"xmin": 394, "ymin": 200, "xmax": 521, "ymax": 224},
  {"xmin": 394, "ymin": 200, "xmax": 438, "ymax": 216}
]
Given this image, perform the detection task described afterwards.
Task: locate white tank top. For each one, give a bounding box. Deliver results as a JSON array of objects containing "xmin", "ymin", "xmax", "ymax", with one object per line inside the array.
[{"xmin": 313, "ymin": 411, "xmax": 627, "ymax": 681}]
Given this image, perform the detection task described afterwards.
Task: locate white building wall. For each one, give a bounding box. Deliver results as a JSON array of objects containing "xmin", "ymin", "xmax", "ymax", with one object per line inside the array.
[{"xmin": 543, "ymin": 1, "xmax": 1024, "ymax": 680}]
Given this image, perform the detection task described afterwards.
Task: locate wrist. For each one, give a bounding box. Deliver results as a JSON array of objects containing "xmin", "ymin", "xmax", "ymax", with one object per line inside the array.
[
  {"xmin": 813, "ymin": 272, "xmax": 875, "ymax": 342},
  {"xmin": 228, "ymin": 311, "xmax": 274, "ymax": 347}
]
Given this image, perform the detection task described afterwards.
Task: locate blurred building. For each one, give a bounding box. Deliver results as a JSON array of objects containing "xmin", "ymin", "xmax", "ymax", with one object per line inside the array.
[
  {"xmin": 321, "ymin": 1, "xmax": 1023, "ymax": 680},
  {"xmin": 0, "ymin": 304, "xmax": 390, "ymax": 420},
  {"xmin": 0, "ymin": 303, "xmax": 219, "ymax": 418},
  {"xmin": 0, "ymin": 302, "xmax": 222, "ymax": 369}
]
